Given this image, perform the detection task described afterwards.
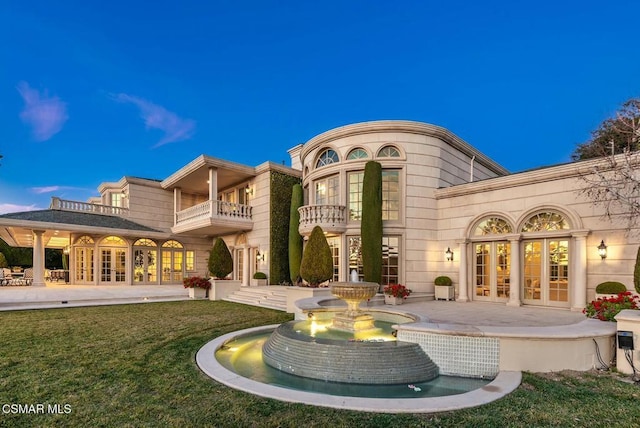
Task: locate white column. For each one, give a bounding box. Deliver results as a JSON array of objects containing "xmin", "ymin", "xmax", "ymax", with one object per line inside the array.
[
  {"xmin": 457, "ymin": 240, "xmax": 469, "ymax": 302},
  {"xmin": 208, "ymin": 167, "xmax": 218, "ymax": 200},
  {"xmin": 243, "ymin": 247, "xmax": 250, "ymax": 286},
  {"xmin": 572, "ymin": 231, "xmax": 589, "ymax": 311},
  {"xmin": 32, "ymin": 230, "xmax": 46, "ymax": 287},
  {"xmin": 507, "ymin": 235, "xmax": 522, "ymax": 307},
  {"xmin": 173, "ymin": 188, "xmax": 182, "ymax": 225}
]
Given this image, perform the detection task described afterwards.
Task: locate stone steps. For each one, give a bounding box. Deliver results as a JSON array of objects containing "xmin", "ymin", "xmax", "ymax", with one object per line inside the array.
[{"xmin": 223, "ymin": 286, "xmax": 288, "ymax": 311}]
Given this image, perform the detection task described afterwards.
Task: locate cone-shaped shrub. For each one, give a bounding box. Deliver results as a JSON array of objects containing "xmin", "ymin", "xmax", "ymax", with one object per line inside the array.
[
  {"xmin": 289, "ymin": 184, "xmax": 304, "ymax": 284},
  {"xmin": 299, "ymin": 226, "xmax": 333, "ymax": 287},
  {"xmin": 208, "ymin": 238, "xmax": 233, "ymax": 279},
  {"xmin": 361, "ymin": 161, "xmax": 382, "ymax": 284}
]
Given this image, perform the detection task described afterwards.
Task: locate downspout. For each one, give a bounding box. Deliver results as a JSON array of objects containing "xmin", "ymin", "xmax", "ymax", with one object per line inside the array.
[{"xmin": 469, "ymin": 155, "xmax": 476, "ymax": 182}]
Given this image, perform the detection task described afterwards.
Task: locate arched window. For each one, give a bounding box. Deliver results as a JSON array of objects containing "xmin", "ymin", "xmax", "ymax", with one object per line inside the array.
[
  {"xmin": 521, "ymin": 211, "xmax": 570, "ymax": 232},
  {"xmin": 347, "ymin": 148, "xmax": 368, "ymax": 160},
  {"xmin": 75, "ymin": 235, "xmax": 94, "ymax": 245},
  {"xmin": 101, "ymin": 236, "xmax": 126, "ymax": 246},
  {"xmin": 162, "ymin": 240, "xmax": 184, "ymax": 248},
  {"xmin": 161, "ymin": 240, "xmax": 184, "ymax": 283},
  {"xmin": 315, "ymin": 149, "xmax": 339, "ymax": 168},
  {"xmin": 133, "ymin": 239, "xmax": 157, "ymax": 284},
  {"xmin": 473, "ymin": 217, "xmax": 513, "ymax": 236},
  {"xmin": 377, "ymin": 145, "xmax": 400, "ymax": 158}
]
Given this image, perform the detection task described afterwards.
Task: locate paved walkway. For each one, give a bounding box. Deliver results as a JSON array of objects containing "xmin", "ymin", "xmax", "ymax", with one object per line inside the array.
[
  {"xmin": 0, "ymin": 284, "xmax": 587, "ymax": 327},
  {"xmin": 0, "ymin": 283, "xmax": 189, "ymax": 311}
]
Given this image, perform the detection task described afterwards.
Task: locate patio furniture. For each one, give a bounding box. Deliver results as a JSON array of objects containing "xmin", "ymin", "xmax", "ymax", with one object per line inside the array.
[
  {"xmin": 22, "ymin": 268, "xmax": 33, "ymax": 286},
  {"xmin": 1, "ymin": 268, "xmax": 12, "ymax": 286}
]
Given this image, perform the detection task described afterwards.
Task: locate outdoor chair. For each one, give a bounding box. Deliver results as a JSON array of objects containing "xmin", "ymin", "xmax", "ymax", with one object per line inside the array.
[
  {"xmin": 22, "ymin": 268, "xmax": 33, "ymax": 286},
  {"xmin": 2, "ymin": 268, "xmax": 12, "ymax": 286}
]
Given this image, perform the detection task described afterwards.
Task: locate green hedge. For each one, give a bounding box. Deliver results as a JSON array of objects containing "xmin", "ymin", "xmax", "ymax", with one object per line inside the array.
[
  {"xmin": 269, "ymin": 171, "xmax": 302, "ymax": 285},
  {"xmin": 361, "ymin": 161, "xmax": 382, "ymax": 284},
  {"xmin": 288, "ymin": 183, "xmax": 303, "ymax": 284}
]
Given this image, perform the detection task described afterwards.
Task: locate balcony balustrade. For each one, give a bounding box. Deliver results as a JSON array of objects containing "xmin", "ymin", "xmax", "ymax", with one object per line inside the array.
[
  {"xmin": 174, "ymin": 200, "xmax": 253, "ymax": 233},
  {"xmin": 50, "ymin": 197, "xmax": 129, "ymax": 216},
  {"xmin": 298, "ymin": 204, "xmax": 347, "ymax": 235}
]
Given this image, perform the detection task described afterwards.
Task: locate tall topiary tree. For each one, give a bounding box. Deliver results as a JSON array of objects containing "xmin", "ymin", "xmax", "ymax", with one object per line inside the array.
[
  {"xmin": 269, "ymin": 171, "xmax": 301, "ymax": 284},
  {"xmin": 634, "ymin": 246, "xmax": 640, "ymax": 294},
  {"xmin": 299, "ymin": 226, "xmax": 333, "ymax": 287},
  {"xmin": 208, "ymin": 237, "xmax": 233, "ymax": 279},
  {"xmin": 361, "ymin": 161, "xmax": 382, "ymax": 285},
  {"xmin": 289, "ymin": 183, "xmax": 304, "ymax": 285}
]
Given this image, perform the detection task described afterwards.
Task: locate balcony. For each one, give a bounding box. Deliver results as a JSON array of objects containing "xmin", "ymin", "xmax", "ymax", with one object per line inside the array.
[
  {"xmin": 172, "ymin": 200, "xmax": 253, "ymax": 235},
  {"xmin": 50, "ymin": 197, "xmax": 129, "ymax": 216},
  {"xmin": 298, "ymin": 205, "xmax": 347, "ymax": 236}
]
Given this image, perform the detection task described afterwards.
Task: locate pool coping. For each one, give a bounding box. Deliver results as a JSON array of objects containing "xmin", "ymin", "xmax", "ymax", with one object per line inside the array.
[{"xmin": 195, "ymin": 324, "xmax": 522, "ymax": 413}]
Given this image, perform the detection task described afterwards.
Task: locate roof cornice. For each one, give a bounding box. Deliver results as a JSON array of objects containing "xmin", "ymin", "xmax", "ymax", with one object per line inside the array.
[{"xmin": 300, "ymin": 120, "xmax": 509, "ymax": 175}]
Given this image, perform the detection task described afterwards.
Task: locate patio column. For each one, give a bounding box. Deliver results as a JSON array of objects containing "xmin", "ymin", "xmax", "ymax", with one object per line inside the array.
[
  {"xmin": 571, "ymin": 231, "xmax": 589, "ymax": 311},
  {"xmin": 243, "ymin": 247, "xmax": 250, "ymax": 286},
  {"xmin": 457, "ymin": 240, "xmax": 469, "ymax": 302},
  {"xmin": 32, "ymin": 230, "xmax": 46, "ymax": 287},
  {"xmin": 208, "ymin": 167, "xmax": 218, "ymax": 201},
  {"xmin": 507, "ymin": 235, "xmax": 522, "ymax": 307},
  {"xmin": 173, "ymin": 188, "xmax": 181, "ymax": 226}
]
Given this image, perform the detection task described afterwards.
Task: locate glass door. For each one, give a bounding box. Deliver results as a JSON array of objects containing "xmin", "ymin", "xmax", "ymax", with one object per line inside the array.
[
  {"xmin": 474, "ymin": 242, "xmax": 510, "ymax": 302},
  {"xmin": 100, "ymin": 248, "xmax": 127, "ymax": 285},
  {"xmin": 133, "ymin": 249, "xmax": 157, "ymax": 284},
  {"xmin": 523, "ymin": 239, "xmax": 569, "ymax": 307},
  {"xmin": 74, "ymin": 247, "xmax": 94, "ymax": 284}
]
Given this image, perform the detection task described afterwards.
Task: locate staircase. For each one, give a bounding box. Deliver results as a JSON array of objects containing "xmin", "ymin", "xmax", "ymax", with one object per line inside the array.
[{"xmin": 223, "ymin": 286, "xmax": 288, "ymax": 311}]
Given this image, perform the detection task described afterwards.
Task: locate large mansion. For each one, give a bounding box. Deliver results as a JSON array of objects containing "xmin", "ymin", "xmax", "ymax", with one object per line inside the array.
[{"xmin": 1, "ymin": 120, "xmax": 636, "ymax": 311}]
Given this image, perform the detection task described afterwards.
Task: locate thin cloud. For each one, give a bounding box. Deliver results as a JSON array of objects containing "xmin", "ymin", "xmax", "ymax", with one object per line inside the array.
[
  {"xmin": 17, "ymin": 81, "xmax": 68, "ymax": 142},
  {"xmin": 31, "ymin": 186, "xmax": 67, "ymax": 194},
  {"xmin": 0, "ymin": 203, "xmax": 40, "ymax": 215},
  {"xmin": 112, "ymin": 93, "xmax": 196, "ymax": 147}
]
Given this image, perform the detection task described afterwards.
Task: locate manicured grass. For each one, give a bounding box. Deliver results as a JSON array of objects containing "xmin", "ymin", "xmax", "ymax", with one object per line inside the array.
[{"xmin": 0, "ymin": 301, "xmax": 639, "ymax": 427}]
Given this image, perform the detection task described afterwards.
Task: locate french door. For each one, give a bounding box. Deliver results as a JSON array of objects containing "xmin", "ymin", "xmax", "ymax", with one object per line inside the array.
[
  {"xmin": 100, "ymin": 248, "xmax": 127, "ymax": 284},
  {"xmin": 473, "ymin": 242, "xmax": 510, "ymax": 302},
  {"xmin": 133, "ymin": 249, "xmax": 157, "ymax": 284},
  {"xmin": 74, "ymin": 247, "xmax": 94, "ymax": 284},
  {"xmin": 522, "ymin": 239, "xmax": 569, "ymax": 308}
]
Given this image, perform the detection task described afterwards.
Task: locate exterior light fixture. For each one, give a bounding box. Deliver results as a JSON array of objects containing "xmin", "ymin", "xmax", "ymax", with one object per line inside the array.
[
  {"xmin": 256, "ymin": 250, "xmax": 265, "ymax": 262},
  {"xmin": 245, "ymin": 186, "xmax": 253, "ymax": 195},
  {"xmin": 597, "ymin": 240, "xmax": 607, "ymax": 259},
  {"xmin": 445, "ymin": 247, "xmax": 454, "ymax": 261}
]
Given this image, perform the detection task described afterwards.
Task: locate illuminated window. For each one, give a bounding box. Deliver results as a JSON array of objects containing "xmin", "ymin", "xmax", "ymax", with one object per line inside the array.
[
  {"xmin": 522, "ymin": 212, "xmax": 570, "ymax": 232},
  {"xmin": 382, "ymin": 170, "xmax": 399, "ymax": 221},
  {"xmin": 348, "ymin": 172, "xmax": 364, "ymax": 220},
  {"xmin": 474, "ymin": 217, "xmax": 513, "ymax": 236}
]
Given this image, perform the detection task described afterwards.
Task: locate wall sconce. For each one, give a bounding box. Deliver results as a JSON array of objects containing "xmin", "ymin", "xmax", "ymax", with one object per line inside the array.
[
  {"xmin": 245, "ymin": 186, "xmax": 253, "ymax": 196},
  {"xmin": 597, "ymin": 240, "xmax": 607, "ymax": 259},
  {"xmin": 256, "ymin": 250, "xmax": 265, "ymax": 262},
  {"xmin": 445, "ymin": 247, "xmax": 454, "ymax": 261}
]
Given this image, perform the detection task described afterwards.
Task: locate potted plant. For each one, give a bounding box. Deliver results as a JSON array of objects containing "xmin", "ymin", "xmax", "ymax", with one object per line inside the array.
[
  {"xmin": 434, "ymin": 275, "xmax": 454, "ymax": 301},
  {"xmin": 383, "ymin": 284, "xmax": 412, "ymax": 305},
  {"xmin": 583, "ymin": 291, "xmax": 639, "ymax": 321},
  {"xmin": 183, "ymin": 276, "xmax": 211, "ymax": 299},
  {"xmin": 253, "ymin": 271, "xmax": 268, "ymax": 286}
]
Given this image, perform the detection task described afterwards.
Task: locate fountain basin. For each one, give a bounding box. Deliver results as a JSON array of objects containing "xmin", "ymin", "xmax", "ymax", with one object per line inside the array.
[{"xmin": 262, "ymin": 320, "xmax": 439, "ymax": 384}]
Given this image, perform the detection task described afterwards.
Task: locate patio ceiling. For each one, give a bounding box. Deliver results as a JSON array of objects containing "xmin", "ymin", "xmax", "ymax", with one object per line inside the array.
[
  {"xmin": 0, "ymin": 226, "xmax": 70, "ymax": 248},
  {"xmin": 161, "ymin": 155, "xmax": 256, "ymax": 194}
]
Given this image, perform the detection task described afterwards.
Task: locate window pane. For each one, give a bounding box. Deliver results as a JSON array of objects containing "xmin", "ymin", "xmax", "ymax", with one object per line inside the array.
[
  {"xmin": 348, "ymin": 236, "xmax": 363, "ymax": 282},
  {"xmin": 382, "ymin": 236, "xmax": 399, "ymax": 286},
  {"xmin": 382, "ymin": 171, "xmax": 399, "ymax": 221},
  {"xmin": 348, "ymin": 172, "xmax": 363, "ymax": 220}
]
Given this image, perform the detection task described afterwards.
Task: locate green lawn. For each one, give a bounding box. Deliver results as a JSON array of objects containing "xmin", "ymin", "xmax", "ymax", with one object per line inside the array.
[{"xmin": 0, "ymin": 301, "xmax": 638, "ymax": 427}]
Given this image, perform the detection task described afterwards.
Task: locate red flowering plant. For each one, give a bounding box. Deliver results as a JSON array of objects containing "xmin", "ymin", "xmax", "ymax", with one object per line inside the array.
[
  {"xmin": 383, "ymin": 284, "xmax": 412, "ymax": 299},
  {"xmin": 183, "ymin": 276, "xmax": 212, "ymax": 290},
  {"xmin": 583, "ymin": 291, "xmax": 639, "ymax": 321}
]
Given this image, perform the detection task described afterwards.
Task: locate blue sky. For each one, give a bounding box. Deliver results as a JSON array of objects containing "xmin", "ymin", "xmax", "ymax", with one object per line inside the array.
[{"xmin": 1, "ymin": 1, "xmax": 639, "ymax": 214}]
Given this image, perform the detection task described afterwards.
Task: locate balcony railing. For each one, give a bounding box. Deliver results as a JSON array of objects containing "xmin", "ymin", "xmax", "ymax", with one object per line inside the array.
[
  {"xmin": 50, "ymin": 197, "xmax": 129, "ymax": 216},
  {"xmin": 175, "ymin": 200, "xmax": 253, "ymax": 226},
  {"xmin": 298, "ymin": 204, "xmax": 347, "ymax": 235}
]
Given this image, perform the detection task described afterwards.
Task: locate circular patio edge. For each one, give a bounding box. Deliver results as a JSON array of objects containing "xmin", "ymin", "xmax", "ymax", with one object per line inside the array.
[{"xmin": 195, "ymin": 325, "xmax": 522, "ymax": 414}]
